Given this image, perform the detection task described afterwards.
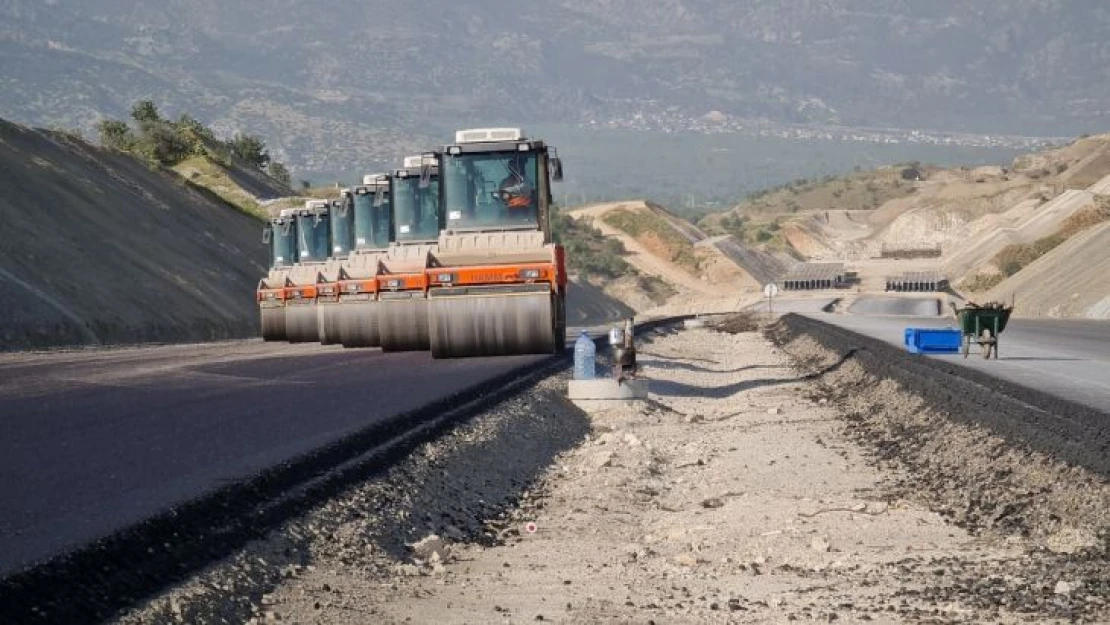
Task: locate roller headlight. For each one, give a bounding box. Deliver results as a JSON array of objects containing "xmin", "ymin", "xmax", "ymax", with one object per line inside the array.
[{"xmin": 519, "ymin": 268, "xmax": 541, "ymax": 279}]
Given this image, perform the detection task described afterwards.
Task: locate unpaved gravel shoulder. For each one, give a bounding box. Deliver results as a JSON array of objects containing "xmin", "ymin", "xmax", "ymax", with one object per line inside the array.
[
  {"xmin": 114, "ymin": 371, "xmax": 592, "ymax": 625},
  {"xmin": 266, "ymin": 327, "xmax": 1107, "ymax": 624}
]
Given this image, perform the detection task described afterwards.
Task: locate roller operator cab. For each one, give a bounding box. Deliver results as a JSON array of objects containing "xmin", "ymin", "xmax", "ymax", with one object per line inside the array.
[
  {"xmin": 332, "ymin": 174, "xmax": 395, "ymax": 348},
  {"xmin": 376, "ymin": 156, "xmax": 444, "ymax": 352},
  {"xmin": 258, "ymin": 208, "xmax": 299, "ymax": 341},
  {"xmin": 284, "ymin": 200, "xmax": 332, "ymax": 343},
  {"xmin": 428, "ymin": 128, "xmax": 567, "ymax": 358}
]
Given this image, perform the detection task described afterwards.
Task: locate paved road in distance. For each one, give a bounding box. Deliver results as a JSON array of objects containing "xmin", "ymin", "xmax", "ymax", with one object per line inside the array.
[{"xmin": 805, "ymin": 312, "xmax": 1110, "ymax": 414}]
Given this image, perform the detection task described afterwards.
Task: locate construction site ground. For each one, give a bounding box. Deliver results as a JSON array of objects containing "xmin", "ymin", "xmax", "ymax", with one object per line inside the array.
[{"xmin": 118, "ymin": 323, "xmax": 1110, "ymax": 624}]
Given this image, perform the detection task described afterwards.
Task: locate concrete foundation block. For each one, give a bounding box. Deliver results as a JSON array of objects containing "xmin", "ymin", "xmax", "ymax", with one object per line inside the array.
[{"xmin": 568, "ymin": 378, "xmax": 650, "ymax": 408}]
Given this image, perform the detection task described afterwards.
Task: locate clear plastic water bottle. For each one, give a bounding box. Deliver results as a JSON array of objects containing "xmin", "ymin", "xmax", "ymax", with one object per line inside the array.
[{"xmin": 573, "ymin": 330, "xmax": 596, "ymax": 380}]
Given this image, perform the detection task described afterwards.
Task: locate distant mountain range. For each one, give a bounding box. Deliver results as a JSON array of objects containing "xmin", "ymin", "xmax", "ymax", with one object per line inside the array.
[{"xmin": 3, "ymin": 1, "xmax": 1109, "ymax": 176}]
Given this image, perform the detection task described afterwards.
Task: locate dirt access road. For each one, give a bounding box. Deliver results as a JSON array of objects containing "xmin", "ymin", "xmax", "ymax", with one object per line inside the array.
[
  {"xmin": 229, "ymin": 325, "xmax": 1108, "ymax": 624},
  {"xmin": 568, "ymin": 202, "xmax": 725, "ymax": 300}
]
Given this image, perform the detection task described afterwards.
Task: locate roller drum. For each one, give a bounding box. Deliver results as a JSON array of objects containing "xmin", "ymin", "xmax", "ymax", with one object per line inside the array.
[
  {"xmin": 317, "ymin": 303, "xmax": 341, "ymax": 345},
  {"xmin": 336, "ymin": 302, "xmax": 381, "ymax": 348},
  {"xmin": 260, "ymin": 307, "xmax": 286, "ymax": 341},
  {"xmin": 379, "ymin": 298, "xmax": 430, "ymax": 352},
  {"xmin": 429, "ymin": 292, "xmax": 556, "ymax": 358},
  {"xmin": 285, "ymin": 303, "xmax": 320, "ymax": 343}
]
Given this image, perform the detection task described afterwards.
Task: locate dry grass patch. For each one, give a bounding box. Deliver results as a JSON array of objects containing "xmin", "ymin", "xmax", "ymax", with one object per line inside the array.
[{"xmin": 602, "ymin": 207, "xmax": 700, "ymax": 273}]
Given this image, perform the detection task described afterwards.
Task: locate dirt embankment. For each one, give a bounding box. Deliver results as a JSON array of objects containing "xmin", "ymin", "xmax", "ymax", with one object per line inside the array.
[{"xmin": 0, "ymin": 119, "xmax": 268, "ymax": 350}]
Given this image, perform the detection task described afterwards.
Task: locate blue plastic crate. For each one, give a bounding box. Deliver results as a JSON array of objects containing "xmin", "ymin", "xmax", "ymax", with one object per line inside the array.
[{"xmin": 904, "ymin": 327, "xmax": 961, "ymax": 354}]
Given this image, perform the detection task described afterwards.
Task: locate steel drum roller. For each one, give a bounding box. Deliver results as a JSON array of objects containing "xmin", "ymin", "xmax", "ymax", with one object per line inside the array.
[
  {"xmin": 428, "ymin": 290, "xmax": 557, "ymax": 358},
  {"xmin": 260, "ymin": 308, "xmax": 286, "ymax": 341},
  {"xmin": 379, "ymin": 297, "xmax": 430, "ymax": 352},
  {"xmin": 317, "ymin": 303, "xmax": 342, "ymax": 345},
  {"xmin": 285, "ymin": 303, "xmax": 320, "ymax": 343},
  {"xmin": 336, "ymin": 302, "xmax": 381, "ymax": 348}
]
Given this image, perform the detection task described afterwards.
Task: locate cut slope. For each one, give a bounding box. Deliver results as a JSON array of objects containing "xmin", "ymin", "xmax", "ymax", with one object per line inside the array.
[
  {"xmin": 647, "ymin": 201, "xmax": 791, "ymax": 285},
  {"xmin": 986, "ymin": 221, "xmax": 1110, "ymax": 319},
  {"xmin": 945, "ymin": 190, "xmax": 1097, "ymax": 281},
  {"xmin": 711, "ymin": 236, "xmax": 792, "ymax": 285},
  {"xmin": 569, "ymin": 201, "xmax": 753, "ymax": 298},
  {"xmin": 0, "ymin": 119, "xmax": 268, "ymax": 350},
  {"xmin": 701, "ymin": 134, "xmax": 1110, "ymax": 267},
  {"xmin": 570, "ymin": 202, "xmax": 719, "ymax": 298}
]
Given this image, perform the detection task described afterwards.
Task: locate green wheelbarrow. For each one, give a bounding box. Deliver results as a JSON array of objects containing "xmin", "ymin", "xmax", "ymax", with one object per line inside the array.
[{"xmin": 950, "ymin": 302, "xmax": 1013, "ymax": 360}]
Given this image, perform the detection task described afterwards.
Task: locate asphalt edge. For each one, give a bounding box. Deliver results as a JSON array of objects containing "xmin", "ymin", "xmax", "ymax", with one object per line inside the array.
[
  {"xmin": 770, "ymin": 313, "xmax": 1110, "ymax": 478},
  {"xmin": 0, "ymin": 316, "xmax": 689, "ymax": 624}
]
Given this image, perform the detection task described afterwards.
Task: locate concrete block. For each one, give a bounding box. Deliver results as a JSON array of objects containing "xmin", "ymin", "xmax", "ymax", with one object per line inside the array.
[{"xmin": 567, "ymin": 378, "xmax": 649, "ymax": 404}]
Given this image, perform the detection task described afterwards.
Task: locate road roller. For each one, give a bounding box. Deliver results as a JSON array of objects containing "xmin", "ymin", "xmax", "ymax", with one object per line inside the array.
[
  {"xmin": 257, "ymin": 208, "xmax": 298, "ymax": 341},
  {"xmin": 334, "ymin": 174, "xmax": 395, "ymax": 347},
  {"xmin": 314, "ymin": 195, "xmax": 356, "ymax": 344},
  {"xmin": 426, "ymin": 128, "xmax": 567, "ymax": 358},
  {"xmin": 377, "ymin": 155, "xmax": 442, "ymax": 352},
  {"xmin": 284, "ymin": 200, "xmax": 332, "ymax": 343}
]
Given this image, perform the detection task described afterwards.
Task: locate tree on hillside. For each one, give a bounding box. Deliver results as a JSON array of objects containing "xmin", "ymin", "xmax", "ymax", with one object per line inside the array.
[
  {"xmin": 174, "ymin": 114, "xmax": 215, "ymax": 143},
  {"xmin": 131, "ymin": 100, "xmax": 161, "ymax": 125},
  {"xmin": 97, "ymin": 119, "xmax": 134, "ymax": 150},
  {"xmin": 267, "ymin": 162, "xmax": 292, "ymax": 186},
  {"xmin": 227, "ymin": 133, "xmax": 270, "ymax": 169},
  {"xmin": 135, "ymin": 122, "xmax": 193, "ymax": 166}
]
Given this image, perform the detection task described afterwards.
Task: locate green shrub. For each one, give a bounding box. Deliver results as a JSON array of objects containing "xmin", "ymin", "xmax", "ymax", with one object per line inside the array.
[
  {"xmin": 97, "ymin": 119, "xmax": 134, "ymax": 150},
  {"xmin": 134, "ymin": 121, "xmax": 194, "ymax": 166},
  {"xmin": 552, "ymin": 209, "xmax": 634, "ymax": 279}
]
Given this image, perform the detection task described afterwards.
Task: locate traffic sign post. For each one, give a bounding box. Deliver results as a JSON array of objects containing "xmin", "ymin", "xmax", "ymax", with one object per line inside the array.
[{"xmin": 763, "ymin": 283, "xmax": 779, "ymax": 318}]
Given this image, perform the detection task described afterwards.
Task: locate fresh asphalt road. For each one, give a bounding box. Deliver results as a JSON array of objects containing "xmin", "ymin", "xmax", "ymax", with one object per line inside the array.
[
  {"xmin": 803, "ymin": 310, "xmax": 1110, "ymax": 414},
  {"xmin": 0, "ymin": 341, "xmax": 546, "ymax": 576}
]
